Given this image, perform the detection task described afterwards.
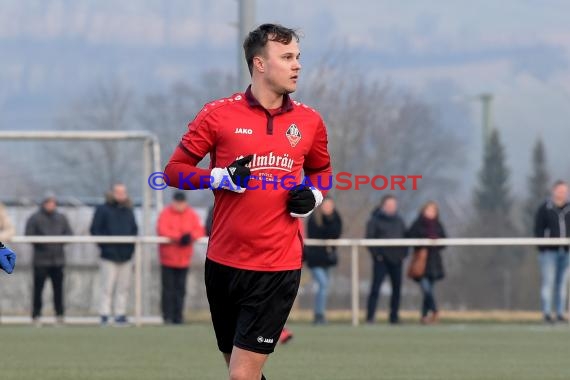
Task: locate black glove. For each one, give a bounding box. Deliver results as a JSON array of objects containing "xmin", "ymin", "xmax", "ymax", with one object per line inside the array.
[
  {"xmin": 211, "ymin": 155, "xmax": 254, "ymax": 193},
  {"xmin": 287, "ymin": 185, "xmax": 323, "ymax": 218},
  {"xmin": 179, "ymin": 233, "xmax": 192, "ymax": 246}
]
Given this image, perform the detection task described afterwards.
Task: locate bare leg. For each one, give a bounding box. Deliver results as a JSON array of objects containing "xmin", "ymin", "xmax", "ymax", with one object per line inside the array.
[{"xmin": 228, "ymin": 346, "xmax": 268, "ymax": 380}]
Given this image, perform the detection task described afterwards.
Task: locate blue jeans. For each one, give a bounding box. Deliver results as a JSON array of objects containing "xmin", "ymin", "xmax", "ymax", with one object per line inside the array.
[
  {"xmin": 419, "ymin": 277, "xmax": 437, "ymax": 318},
  {"xmin": 310, "ymin": 267, "xmax": 329, "ymax": 319},
  {"xmin": 539, "ymin": 250, "xmax": 569, "ymax": 317}
]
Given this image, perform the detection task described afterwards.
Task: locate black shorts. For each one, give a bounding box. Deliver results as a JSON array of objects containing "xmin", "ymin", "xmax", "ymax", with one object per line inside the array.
[{"xmin": 205, "ymin": 258, "xmax": 301, "ymax": 355}]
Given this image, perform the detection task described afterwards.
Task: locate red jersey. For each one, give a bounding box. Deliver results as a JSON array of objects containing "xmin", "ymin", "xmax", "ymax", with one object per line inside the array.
[
  {"xmin": 165, "ymin": 87, "xmax": 332, "ymax": 271},
  {"xmin": 156, "ymin": 204, "xmax": 205, "ymax": 268}
]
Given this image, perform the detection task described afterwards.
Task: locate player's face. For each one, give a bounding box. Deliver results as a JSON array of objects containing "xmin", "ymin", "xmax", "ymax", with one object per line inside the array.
[{"xmin": 262, "ymin": 39, "xmax": 301, "ymax": 95}]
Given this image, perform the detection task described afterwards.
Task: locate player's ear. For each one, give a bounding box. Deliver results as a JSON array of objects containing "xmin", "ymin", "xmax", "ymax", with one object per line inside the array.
[{"xmin": 253, "ymin": 56, "xmax": 265, "ymax": 73}]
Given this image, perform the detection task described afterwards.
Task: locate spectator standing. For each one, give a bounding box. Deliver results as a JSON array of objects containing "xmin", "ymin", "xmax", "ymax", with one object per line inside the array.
[
  {"xmin": 365, "ymin": 195, "xmax": 407, "ymax": 324},
  {"xmin": 90, "ymin": 184, "xmax": 138, "ymax": 326},
  {"xmin": 304, "ymin": 197, "xmax": 342, "ymax": 324},
  {"xmin": 407, "ymin": 201, "xmax": 446, "ymax": 325},
  {"xmin": 534, "ymin": 180, "xmax": 570, "ymax": 323},
  {"xmin": 156, "ymin": 192, "xmax": 205, "ymax": 324},
  {"xmin": 25, "ymin": 193, "xmax": 72, "ymax": 326}
]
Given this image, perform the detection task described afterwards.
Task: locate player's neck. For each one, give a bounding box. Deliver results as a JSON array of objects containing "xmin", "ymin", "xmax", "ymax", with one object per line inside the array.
[{"xmin": 250, "ymin": 82, "xmax": 284, "ymax": 110}]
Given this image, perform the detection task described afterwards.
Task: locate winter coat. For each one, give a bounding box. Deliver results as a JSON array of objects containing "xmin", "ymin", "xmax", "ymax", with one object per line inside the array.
[
  {"xmin": 365, "ymin": 208, "xmax": 408, "ymax": 264},
  {"xmin": 157, "ymin": 204, "xmax": 205, "ymax": 268},
  {"xmin": 25, "ymin": 208, "xmax": 72, "ymax": 267},
  {"xmin": 534, "ymin": 200, "xmax": 570, "ymax": 252},
  {"xmin": 407, "ymin": 216, "xmax": 447, "ymax": 281},
  {"xmin": 0, "ymin": 203, "xmax": 15, "ymax": 241},
  {"xmin": 90, "ymin": 197, "xmax": 138, "ymax": 262},
  {"xmin": 303, "ymin": 210, "xmax": 342, "ymax": 268}
]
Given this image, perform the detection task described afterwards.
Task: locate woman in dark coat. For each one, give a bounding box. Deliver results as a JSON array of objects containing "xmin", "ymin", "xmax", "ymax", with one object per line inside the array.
[
  {"xmin": 407, "ymin": 201, "xmax": 446, "ymax": 324},
  {"xmin": 304, "ymin": 197, "xmax": 342, "ymax": 324}
]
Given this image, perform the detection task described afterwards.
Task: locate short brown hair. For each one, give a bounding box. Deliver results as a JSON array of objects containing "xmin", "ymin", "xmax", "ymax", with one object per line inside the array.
[{"xmin": 243, "ymin": 24, "xmax": 300, "ymax": 76}]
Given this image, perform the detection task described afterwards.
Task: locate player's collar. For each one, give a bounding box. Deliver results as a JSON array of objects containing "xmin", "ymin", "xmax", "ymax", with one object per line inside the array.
[{"xmin": 244, "ymin": 85, "xmax": 293, "ymax": 114}]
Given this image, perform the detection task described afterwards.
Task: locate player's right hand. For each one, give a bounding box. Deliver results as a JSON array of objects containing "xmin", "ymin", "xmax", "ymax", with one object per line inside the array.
[
  {"xmin": 211, "ymin": 155, "xmax": 254, "ymax": 193},
  {"xmin": 0, "ymin": 242, "xmax": 16, "ymax": 274}
]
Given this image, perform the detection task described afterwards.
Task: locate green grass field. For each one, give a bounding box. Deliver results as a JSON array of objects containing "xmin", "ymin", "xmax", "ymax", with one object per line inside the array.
[{"xmin": 1, "ymin": 323, "xmax": 569, "ymax": 380}]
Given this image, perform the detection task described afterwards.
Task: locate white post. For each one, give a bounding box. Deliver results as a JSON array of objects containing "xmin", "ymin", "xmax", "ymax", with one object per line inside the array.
[
  {"xmin": 150, "ymin": 137, "xmax": 164, "ymax": 213},
  {"xmin": 238, "ymin": 0, "xmax": 255, "ymax": 90},
  {"xmin": 351, "ymin": 244, "xmax": 359, "ymax": 326},
  {"xmin": 134, "ymin": 239, "xmax": 142, "ymax": 327},
  {"xmin": 141, "ymin": 140, "xmax": 153, "ymax": 323}
]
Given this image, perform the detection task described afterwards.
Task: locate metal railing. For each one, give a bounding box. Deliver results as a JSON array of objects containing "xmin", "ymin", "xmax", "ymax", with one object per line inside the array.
[{"xmin": 6, "ymin": 236, "xmax": 570, "ymax": 326}]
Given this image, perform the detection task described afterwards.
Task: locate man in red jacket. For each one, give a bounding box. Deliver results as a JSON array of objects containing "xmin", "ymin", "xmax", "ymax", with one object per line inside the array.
[
  {"xmin": 164, "ymin": 24, "xmax": 332, "ymax": 379},
  {"xmin": 157, "ymin": 191, "xmax": 205, "ymax": 324}
]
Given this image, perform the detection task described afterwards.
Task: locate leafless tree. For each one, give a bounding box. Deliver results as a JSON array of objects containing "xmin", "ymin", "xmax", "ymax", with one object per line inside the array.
[
  {"xmin": 42, "ymin": 81, "xmax": 141, "ymax": 200},
  {"xmin": 136, "ymin": 70, "xmax": 236, "ymax": 165},
  {"xmin": 298, "ymin": 66, "xmax": 466, "ymax": 237},
  {"xmin": 136, "ymin": 71, "xmax": 236, "ymax": 205}
]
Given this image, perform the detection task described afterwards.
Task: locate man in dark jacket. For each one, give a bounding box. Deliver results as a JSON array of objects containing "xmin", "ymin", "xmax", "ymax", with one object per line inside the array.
[
  {"xmin": 534, "ymin": 180, "xmax": 570, "ymax": 323},
  {"xmin": 365, "ymin": 195, "xmax": 407, "ymax": 324},
  {"xmin": 90, "ymin": 183, "xmax": 138, "ymax": 326},
  {"xmin": 25, "ymin": 193, "xmax": 72, "ymax": 326}
]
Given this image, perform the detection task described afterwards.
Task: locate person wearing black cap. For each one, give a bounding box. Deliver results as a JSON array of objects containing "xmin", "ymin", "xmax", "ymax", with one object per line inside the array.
[
  {"xmin": 156, "ymin": 191, "xmax": 205, "ymax": 324},
  {"xmin": 25, "ymin": 192, "xmax": 72, "ymax": 326}
]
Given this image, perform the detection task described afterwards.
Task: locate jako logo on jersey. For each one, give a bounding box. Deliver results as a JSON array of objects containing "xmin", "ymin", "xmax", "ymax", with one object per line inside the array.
[
  {"xmin": 235, "ymin": 128, "xmax": 253, "ymax": 135},
  {"xmin": 257, "ymin": 336, "xmax": 274, "ymax": 344},
  {"xmin": 286, "ymin": 124, "xmax": 301, "ymax": 147}
]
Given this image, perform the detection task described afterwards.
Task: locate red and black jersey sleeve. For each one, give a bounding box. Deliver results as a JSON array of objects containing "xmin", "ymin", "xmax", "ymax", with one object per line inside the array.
[
  {"xmin": 164, "ymin": 107, "xmax": 218, "ymax": 190},
  {"xmin": 304, "ymin": 118, "xmax": 333, "ymax": 196}
]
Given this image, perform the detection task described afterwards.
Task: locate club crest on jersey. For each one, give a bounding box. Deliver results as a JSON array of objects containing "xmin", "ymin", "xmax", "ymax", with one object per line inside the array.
[{"xmin": 285, "ymin": 124, "xmax": 301, "ymax": 147}]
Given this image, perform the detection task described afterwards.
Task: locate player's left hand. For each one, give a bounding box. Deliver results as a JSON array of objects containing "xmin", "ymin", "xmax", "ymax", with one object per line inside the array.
[
  {"xmin": 287, "ymin": 185, "xmax": 323, "ymax": 218},
  {"xmin": 0, "ymin": 242, "xmax": 16, "ymax": 274}
]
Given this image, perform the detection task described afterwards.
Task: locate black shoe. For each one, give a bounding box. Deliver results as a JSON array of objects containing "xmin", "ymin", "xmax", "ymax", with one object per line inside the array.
[
  {"xmin": 314, "ymin": 314, "xmax": 326, "ymax": 325},
  {"xmin": 389, "ymin": 314, "xmax": 400, "ymax": 325},
  {"xmin": 544, "ymin": 315, "xmax": 554, "ymax": 324},
  {"xmin": 556, "ymin": 315, "xmax": 568, "ymax": 323}
]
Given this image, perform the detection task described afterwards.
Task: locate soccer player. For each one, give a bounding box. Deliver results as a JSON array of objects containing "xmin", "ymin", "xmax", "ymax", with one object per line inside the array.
[
  {"xmin": 165, "ymin": 24, "xmax": 332, "ymax": 380},
  {"xmin": 0, "ymin": 242, "xmax": 16, "ymax": 274}
]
